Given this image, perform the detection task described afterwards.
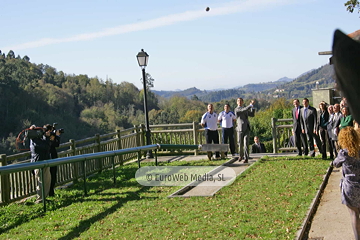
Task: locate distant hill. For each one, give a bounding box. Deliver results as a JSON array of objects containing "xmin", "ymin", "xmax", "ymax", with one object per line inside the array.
[
  {"xmin": 276, "ymin": 77, "xmax": 293, "ymax": 82},
  {"xmin": 153, "ymin": 76, "xmax": 298, "ymax": 101},
  {"xmin": 262, "ymin": 64, "xmax": 335, "ymax": 99},
  {"xmin": 296, "ymin": 69, "xmax": 316, "ymax": 78},
  {"xmin": 153, "ymin": 87, "xmax": 205, "ymax": 99},
  {"xmin": 152, "ymin": 65, "xmax": 335, "ymax": 102},
  {"xmin": 238, "ymin": 79, "xmax": 291, "ymax": 93}
]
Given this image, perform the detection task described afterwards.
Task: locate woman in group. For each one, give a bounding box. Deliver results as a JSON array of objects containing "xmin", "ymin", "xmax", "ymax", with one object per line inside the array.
[
  {"xmin": 318, "ymin": 101, "xmax": 332, "ymax": 159},
  {"xmin": 340, "ymin": 106, "xmax": 353, "ymax": 130},
  {"xmin": 331, "ymin": 126, "xmax": 360, "ymax": 239}
]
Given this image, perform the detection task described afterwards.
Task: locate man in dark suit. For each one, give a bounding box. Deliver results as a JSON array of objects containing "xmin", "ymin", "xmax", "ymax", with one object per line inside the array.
[
  {"xmin": 317, "ymin": 102, "xmax": 333, "ymax": 159},
  {"xmin": 292, "ymin": 99, "xmax": 308, "ymax": 156},
  {"xmin": 300, "ymin": 98, "xmax": 322, "ymax": 157},
  {"xmin": 251, "ymin": 136, "xmax": 266, "ymax": 153},
  {"xmin": 235, "ymin": 98, "xmax": 255, "ymax": 163}
]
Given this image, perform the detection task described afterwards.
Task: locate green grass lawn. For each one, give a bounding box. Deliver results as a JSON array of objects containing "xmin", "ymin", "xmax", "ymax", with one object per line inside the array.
[{"xmin": 0, "ymin": 156, "xmax": 329, "ymax": 239}]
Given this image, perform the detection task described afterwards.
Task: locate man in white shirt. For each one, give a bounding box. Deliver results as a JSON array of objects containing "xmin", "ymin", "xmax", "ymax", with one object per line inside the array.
[
  {"xmin": 218, "ymin": 104, "xmax": 236, "ymax": 156},
  {"xmin": 201, "ymin": 104, "xmax": 220, "ymax": 160}
]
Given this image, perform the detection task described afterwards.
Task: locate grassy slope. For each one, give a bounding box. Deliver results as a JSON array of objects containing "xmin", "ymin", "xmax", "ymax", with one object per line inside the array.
[{"xmin": 0, "ymin": 157, "xmax": 329, "ymax": 239}]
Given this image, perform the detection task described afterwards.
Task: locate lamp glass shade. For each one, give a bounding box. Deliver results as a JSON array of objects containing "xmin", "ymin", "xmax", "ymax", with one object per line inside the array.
[{"xmin": 136, "ymin": 49, "xmax": 149, "ymax": 67}]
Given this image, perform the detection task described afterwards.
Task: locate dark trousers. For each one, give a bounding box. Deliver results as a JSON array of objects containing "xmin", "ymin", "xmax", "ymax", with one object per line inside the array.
[
  {"xmin": 49, "ymin": 166, "xmax": 57, "ymax": 196},
  {"xmin": 331, "ymin": 140, "xmax": 339, "ymax": 157},
  {"xmin": 294, "ymin": 128, "xmax": 308, "ymax": 155},
  {"xmin": 205, "ymin": 129, "xmax": 220, "ymax": 158},
  {"xmin": 305, "ymin": 130, "xmax": 322, "ymax": 157},
  {"xmin": 319, "ymin": 127, "xmax": 333, "ymax": 159},
  {"xmin": 222, "ymin": 127, "xmax": 235, "ymax": 155}
]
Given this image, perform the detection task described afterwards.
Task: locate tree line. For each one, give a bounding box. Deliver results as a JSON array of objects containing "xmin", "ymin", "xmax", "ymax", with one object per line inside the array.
[{"xmin": 0, "ymin": 50, "xmax": 292, "ymax": 155}]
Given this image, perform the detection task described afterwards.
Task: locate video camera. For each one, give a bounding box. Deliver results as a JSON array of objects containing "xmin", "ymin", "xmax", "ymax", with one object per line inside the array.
[
  {"xmin": 25, "ymin": 123, "xmax": 64, "ymax": 140},
  {"xmin": 52, "ymin": 123, "xmax": 65, "ymax": 134},
  {"xmin": 25, "ymin": 127, "xmax": 45, "ymax": 139},
  {"xmin": 16, "ymin": 123, "xmax": 65, "ymax": 151}
]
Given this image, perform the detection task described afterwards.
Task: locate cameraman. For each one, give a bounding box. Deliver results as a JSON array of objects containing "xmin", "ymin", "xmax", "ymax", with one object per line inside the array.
[
  {"xmin": 30, "ymin": 125, "xmax": 51, "ymax": 203},
  {"xmin": 43, "ymin": 124, "xmax": 61, "ymax": 197}
]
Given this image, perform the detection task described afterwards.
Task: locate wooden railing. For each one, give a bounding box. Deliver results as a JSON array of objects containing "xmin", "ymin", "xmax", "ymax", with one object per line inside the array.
[
  {"xmin": 0, "ymin": 123, "xmax": 218, "ymax": 204},
  {"xmin": 271, "ymin": 118, "xmax": 296, "ymax": 153},
  {"xmin": 0, "ymin": 144, "xmax": 200, "ymax": 212},
  {"xmin": 0, "ymin": 127, "xmax": 142, "ymax": 204},
  {"xmin": 1, "ymin": 119, "xmax": 290, "ymax": 205}
]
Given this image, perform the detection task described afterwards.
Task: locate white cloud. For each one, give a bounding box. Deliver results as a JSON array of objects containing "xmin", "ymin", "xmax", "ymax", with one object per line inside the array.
[{"xmin": 3, "ymin": 0, "xmax": 295, "ymax": 51}]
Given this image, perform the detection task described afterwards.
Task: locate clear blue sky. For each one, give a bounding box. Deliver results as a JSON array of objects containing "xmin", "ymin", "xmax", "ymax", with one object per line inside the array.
[{"xmin": 1, "ymin": 0, "xmax": 358, "ymax": 91}]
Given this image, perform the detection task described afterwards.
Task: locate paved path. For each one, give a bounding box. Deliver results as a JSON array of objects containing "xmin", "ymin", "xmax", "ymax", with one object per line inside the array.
[
  {"xmin": 173, "ymin": 157, "xmax": 253, "ymax": 197},
  {"xmin": 307, "ymin": 167, "xmax": 354, "ymax": 240}
]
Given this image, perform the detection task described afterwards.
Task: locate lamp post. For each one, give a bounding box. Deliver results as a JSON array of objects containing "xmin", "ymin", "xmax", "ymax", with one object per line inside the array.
[{"xmin": 136, "ymin": 49, "xmax": 153, "ymax": 158}]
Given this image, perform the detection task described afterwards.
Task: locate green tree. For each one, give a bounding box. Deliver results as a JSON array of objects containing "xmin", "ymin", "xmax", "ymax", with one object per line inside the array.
[
  {"xmin": 249, "ymin": 98, "xmax": 292, "ymax": 142},
  {"xmin": 179, "ymin": 110, "xmax": 203, "ymax": 123},
  {"xmin": 115, "ymin": 81, "xmax": 141, "ymax": 110},
  {"xmin": 22, "ymin": 55, "xmax": 30, "ymax": 62},
  {"xmin": 6, "ymin": 50, "xmax": 15, "ymax": 59},
  {"xmin": 141, "ymin": 72, "xmax": 154, "ymax": 89},
  {"xmin": 159, "ymin": 96, "xmax": 206, "ymax": 124},
  {"xmin": 191, "ymin": 95, "xmax": 199, "ymax": 101},
  {"xmin": 80, "ymin": 102, "xmax": 126, "ymax": 132},
  {"xmin": 345, "ymin": 0, "xmax": 360, "ymax": 13},
  {"xmin": 139, "ymin": 89, "xmax": 158, "ymax": 111}
]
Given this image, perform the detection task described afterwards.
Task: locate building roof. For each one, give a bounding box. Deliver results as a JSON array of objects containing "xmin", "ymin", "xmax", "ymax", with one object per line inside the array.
[
  {"xmin": 347, "ymin": 29, "xmax": 360, "ymax": 41},
  {"xmin": 318, "ymin": 29, "xmax": 360, "ymax": 55}
]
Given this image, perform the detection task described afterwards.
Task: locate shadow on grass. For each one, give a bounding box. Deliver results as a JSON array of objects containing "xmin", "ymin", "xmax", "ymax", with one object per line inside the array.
[
  {"xmin": 0, "ymin": 164, "xmax": 151, "ymax": 235},
  {"xmin": 57, "ymin": 186, "xmax": 153, "ymax": 240},
  {"xmin": 0, "ymin": 160, "xmax": 225, "ymax": 236}
]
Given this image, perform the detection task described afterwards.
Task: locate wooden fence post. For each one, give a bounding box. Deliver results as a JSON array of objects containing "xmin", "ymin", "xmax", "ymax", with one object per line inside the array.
[
  {"xmin": 95, "ymin": 134, "xmax": 102, "ymax": 173},
  {"xmin": 193, "ymin": 122, "xmax": 198, "ymax": 156},
  {"xmin": 139, "ymin": 124, "xmax": 145, "ymax": 147},
  {"xmin": 70, "ymin": 139, "xmax": 78, "ymax": 183},
  {"xmin": 117, "ymin": 130, "xmax": 123, "ymax": 165},
  {"xmin": 135, "ymin": 125, "xmax": 141, "ymax": 148},
  {"xmin": 271, "ymin": 118, "xmax": 278, "ymax": 153},
  {"xmin": 0, "ymin": 154, "xmax": 10, "ymax": 204}
]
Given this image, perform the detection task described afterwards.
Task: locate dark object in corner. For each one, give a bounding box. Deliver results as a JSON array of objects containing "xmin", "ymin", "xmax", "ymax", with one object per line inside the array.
[{"xmin": 332, "ymin": 29, "xmax": 360, "ymax": 124}]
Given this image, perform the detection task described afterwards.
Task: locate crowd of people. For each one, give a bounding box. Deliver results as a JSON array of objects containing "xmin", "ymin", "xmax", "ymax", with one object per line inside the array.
[
  {"xmin": 202, "ymin": 95, "xmax": 360, "ymax": 239},
  {"xmin": 201, "ymin": 98, "xmax": 261, "ymax": 163},
  {"xmin": 291, "ymin": 97, "xmax": 356, "ymax": 159},
  {"xmin": 291, "ymin": 95, "xmax": 360, "ymax": 239},
  {"xmin": 201, "ymin": 96, "xmax": 357, "ymax": 163}
]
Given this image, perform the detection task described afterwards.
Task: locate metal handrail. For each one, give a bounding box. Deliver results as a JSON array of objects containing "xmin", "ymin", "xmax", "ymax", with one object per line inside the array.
[{"xmin": 0, "ymin": 144, "xmax": 200, "ymax": 212}]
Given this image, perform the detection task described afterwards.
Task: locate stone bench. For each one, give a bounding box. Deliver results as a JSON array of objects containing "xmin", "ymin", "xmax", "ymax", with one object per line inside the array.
[{"xmin": 200, "ymin": 144, "xmax": 229, "ymax": 159}]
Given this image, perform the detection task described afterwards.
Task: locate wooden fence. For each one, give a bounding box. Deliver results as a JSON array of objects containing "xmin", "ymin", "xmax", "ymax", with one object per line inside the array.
[
  {"xmin": 0, "ymin": 120, "xmax": 292, "ymax": 204},
  {"xmin": 271, "ymin": 118, "xmax": 296, "ymax": 153},
  {"xmin": 0, "ymin": 127, "xmax": 142, "ymax": 204}
]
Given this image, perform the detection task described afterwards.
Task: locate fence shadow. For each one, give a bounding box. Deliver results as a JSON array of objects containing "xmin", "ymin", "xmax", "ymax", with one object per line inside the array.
[{"xmin": 0, "ymin": 164, "xmax": 151, "ymax": 235}]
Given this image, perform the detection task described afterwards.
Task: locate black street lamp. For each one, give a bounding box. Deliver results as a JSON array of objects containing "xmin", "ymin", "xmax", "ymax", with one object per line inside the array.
[{"xmin": 136, "ymin": 49, "xmax": 153, "ymax": 158}]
